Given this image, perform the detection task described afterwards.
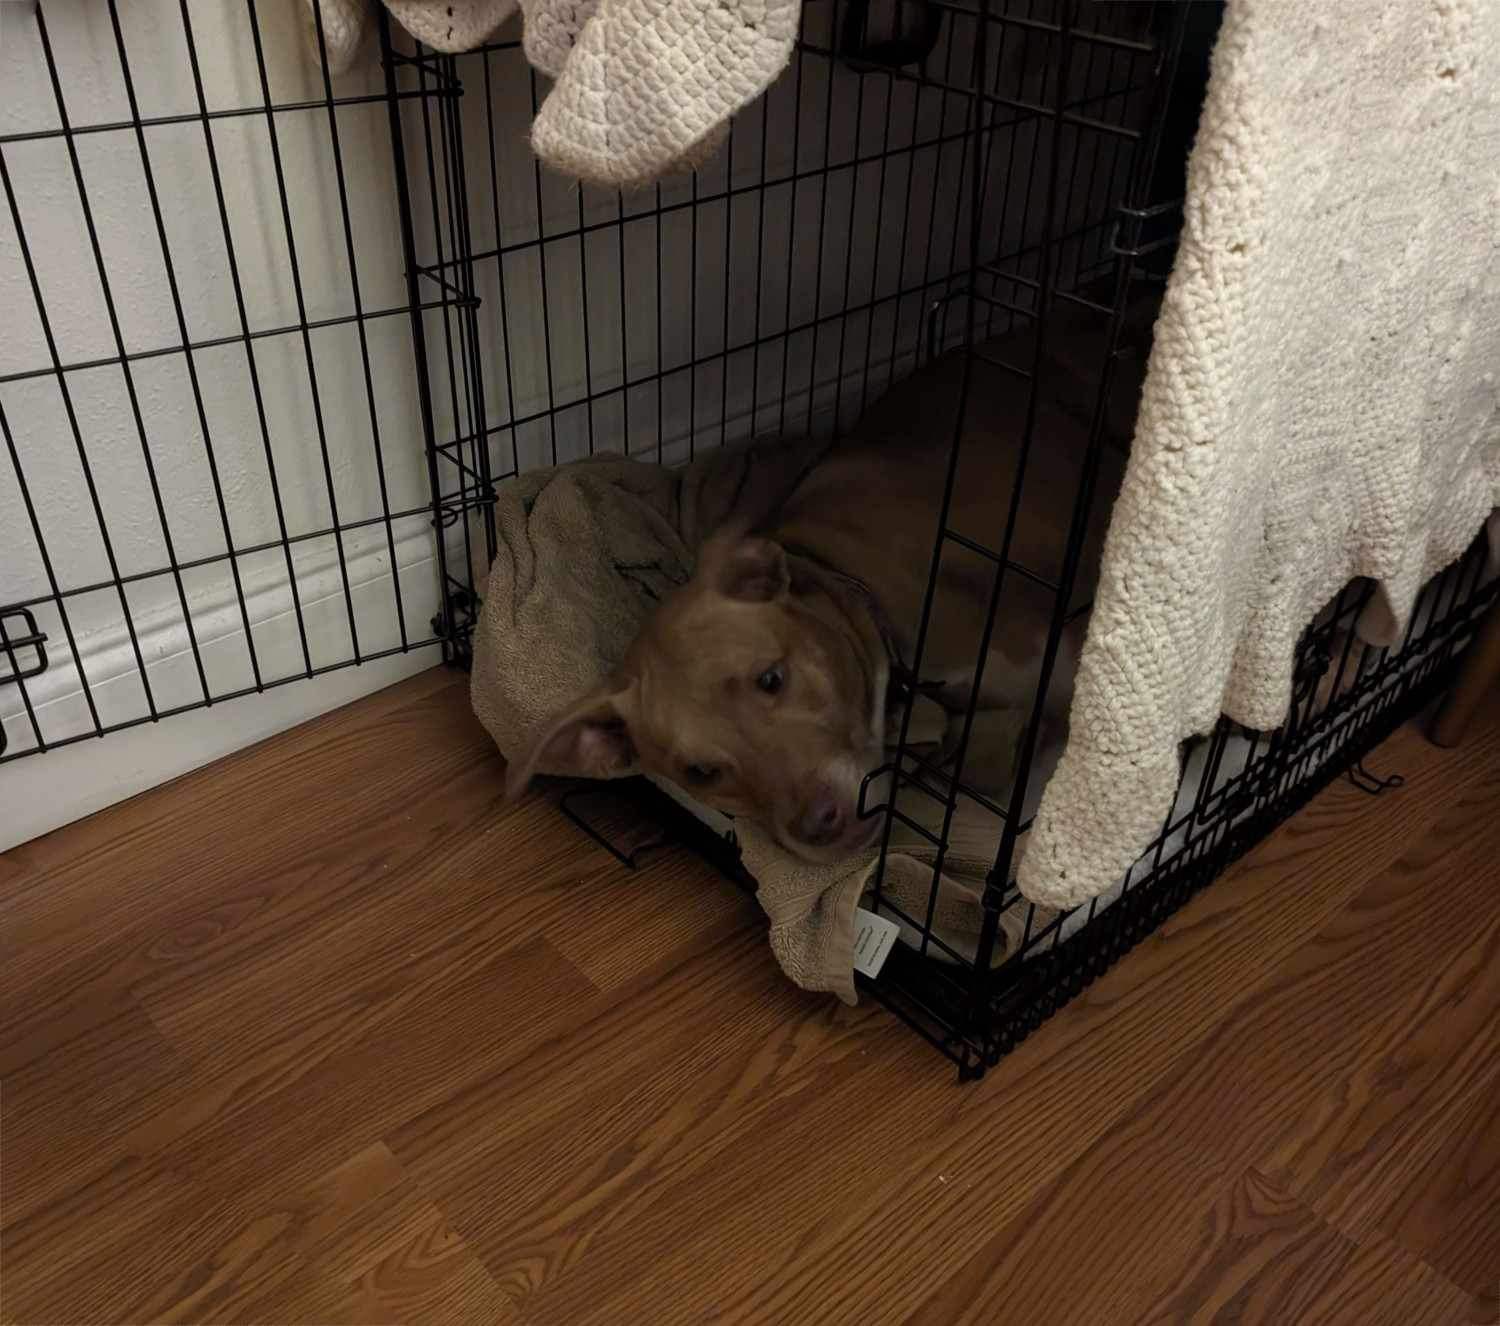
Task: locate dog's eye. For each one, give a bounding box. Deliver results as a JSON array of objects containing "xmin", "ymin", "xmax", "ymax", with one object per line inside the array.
[
  {"xmin": 756, "ymin": 663, "xmax": 786, "ymax": 696},
  {"xmin": 682, "ymin": 764, "xmax": 719, "ymax": 787}
]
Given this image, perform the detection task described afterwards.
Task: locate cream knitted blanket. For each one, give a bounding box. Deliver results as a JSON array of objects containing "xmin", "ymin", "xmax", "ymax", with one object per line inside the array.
[
  {"xmin": 523, "ymin": 0, "xmax": 799, "ymax": 188},
  {"xmin": 302, "ymin": 0, "xmax": 797, "ymax": 187},
  {"xmin": 300, "ymin": 0, "xmax": 516, "ymax": 70},
  {"xmin": 1018, "ymin": 0, "xmax": 1500, "ymax": 910}
]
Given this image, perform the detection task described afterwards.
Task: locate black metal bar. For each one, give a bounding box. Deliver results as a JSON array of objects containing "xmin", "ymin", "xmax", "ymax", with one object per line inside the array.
[
  {"xmin": 719, "ymin": 123, "xmax": 738, "ymax": 448},
  {"xmin": 854, "ymin": 39, "xmax": 902, "ymax": 409},
  {"xmin": 467, "ymin": 222, "xmax": 1122, "ymax": 449},
  {"xmin": 0, "ymin": 298, "xmax": 466, "ymax": 389},
  {"xmin": 435, "ymin": 40, "xmax": 490, "ymax": 653},
  {"xmin": 0, "ymin": 609, "xmax": 47, "ymax": 683},
  {"xmin": 243, "ymin": 0, "xmax": 362, "ymax": 660},
  {"xmin": 689, "ymin": 149, "xmax": 702, "ymax": 457},
  {"xmin": 57, "ymin": 2, "xmax": 216, "ymax": 710},
  {"xmin": 867, "ymin": 0, "xmax": 994, "ymax": 952},
  {"xmin": 0, "ymin": 638, "xmax": 442, "ymax": 766},
  {"xmin": 526, "ymin": 69, "xmax": 563, "ymax": 467},
  {"xmin": 0, "ymin": 603, "xmax": 48, "ymax": 761},
  {"xmin": 0, "ymin": 89, "xmax": 449, "ymax": 148},
  {"xmin": 178, "ymin": 0, "xmax": 314, "ymax": 676},
  {"xmin": 748, "ymin": 94, "xmax": 773, "ymax": 436},
  {"xmin": 307, "ymin": 3, "xmax": 411, "ymax": 651},
  {"xmin": 558, "ymin": 785, "xmax": 679, "ymax": 869},
  {"xmin": 415, "ymin": 41, "xmax": 470, "ymax": 652},
  {"xmin": 828, "ymin": 49, "xmax": 868, "ymax": 433},
  {"xmin": 1, "ymin": 55, "xmax": 159, "ymax": 721},
  {"xmin": 482, "ymin": 52, "xmax": 522, "ymax": 483},
  {"xmin": 1, "ymin": 505, "xmax": 438, "ymax": 617},
  {"xmin": 776, "ymin": 46, "xmax": 810, "ymax": 435}
]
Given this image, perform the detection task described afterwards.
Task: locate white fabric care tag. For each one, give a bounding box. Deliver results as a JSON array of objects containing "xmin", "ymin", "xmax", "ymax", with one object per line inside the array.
[{"xmin": 852, "ymin": 907, "xmax": 900, "ymax": 978}]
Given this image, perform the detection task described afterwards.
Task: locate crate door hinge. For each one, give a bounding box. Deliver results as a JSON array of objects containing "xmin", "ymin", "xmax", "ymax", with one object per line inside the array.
[
  {"xmin": 0, "ymin": 606, "xmax": 48, "ymax": 687},
  {"xmin": 0, "ymin": 606, "xmax": 47, "ymax": 758}
]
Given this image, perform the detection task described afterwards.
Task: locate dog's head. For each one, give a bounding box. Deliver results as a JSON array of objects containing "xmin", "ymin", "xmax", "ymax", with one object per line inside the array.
[{"xmin": 506, "ymin": 531, "xmax": 890, "ymax": 862}]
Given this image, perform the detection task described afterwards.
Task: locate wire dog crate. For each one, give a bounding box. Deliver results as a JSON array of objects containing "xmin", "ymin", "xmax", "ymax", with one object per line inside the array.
[
  {"xmin": 386, "ymin": 0, "xmax": 1496, "ymax": 1078},
  {"xmin": 3, "ymin": 0, "xmax": 1495, "ymax": 1079}
]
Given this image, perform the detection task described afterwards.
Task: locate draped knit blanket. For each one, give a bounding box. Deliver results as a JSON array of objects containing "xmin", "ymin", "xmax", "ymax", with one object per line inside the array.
[
  {"xmin": 302, "ymin": 0, "xmax": 798, "ymax": 188},
  {"xmin": 1017, "ymin": 0, "xmax": 1500, "ymax": 910},
  {"xmin": 524, "ymin": 0, "xmax": 799, "ymax": 188}
]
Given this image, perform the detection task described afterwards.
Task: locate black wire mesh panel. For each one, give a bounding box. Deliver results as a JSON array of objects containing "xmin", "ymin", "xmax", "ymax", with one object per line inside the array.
[
  {"xmin": 393, "ymin": 0, "xmax": 1185, "ymax": 665},
  {"xmin": 842, "ymin": 0, "xmax": 1499, "ymax": 1076},
  {"xmin": 0, "ymin": 0, "xmax": 457, "ymax": 763}
]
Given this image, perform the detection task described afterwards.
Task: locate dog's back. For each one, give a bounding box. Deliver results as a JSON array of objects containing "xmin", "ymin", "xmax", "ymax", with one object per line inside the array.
[{"xmin": 773, "ymin": 295, "xmax": 1151, "ymax": 689}]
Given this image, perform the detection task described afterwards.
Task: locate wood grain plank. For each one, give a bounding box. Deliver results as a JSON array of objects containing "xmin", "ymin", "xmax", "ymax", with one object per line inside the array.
[
  {"xmin": 0, "ymin": 994, "xmax": 193, "ymax": 1230},
  {"xmin": 1129, "ymin": 1170, "xmax": 1474, "ymax": 1326},
  {"xmin": 133, "ymin": 800, "xmax": 598, "ymax": 1072},
  {"xmin": 1, "ymin": 1153, "xmax": 184, "ymax": 1320},
  {"xmin": 512, "ymin": 1007, "xmax": 940, "ymax": 1326},
  {"xmin": 1, "ymin": 936, "xmax": 594, "ymax": 1324},
  {"xmin": 544, "ymin": 846, "xmax": 752, "ymax": 992},
  {"xmin": 0, "ymin": 666, "xmax": 461, "ymax": 954},
  {"xmin": 7, "ymin": 1131, "xmax": 515, "ymax": 1326},
  {"xmin": 237, "ymin": 1163, "xmax": 526, "ymax": 1326},
  {"xmin": 1382, "ymin": 1072, "xmax": 1500, "ymax": 1303},
  {"xmin": 635, "ymin": 719, "xmax": 1500, "ymax": 1326},
  {"xmin": 127, "ymin": 937, "xmax": 598, "ymax": 1209},
  {"xmin": 4, "ymin": 1140, "xmax": 405, "ymax": 1325},
  {"xmin": 903, "ymin": 1124, "xmax": 1231, "ymax": 1326},
  {"xmin": 315, "ymin": 1223, "xmax": 527, "ymax": 1326},
  {"xmin": 1291, "ymin": 1239, "xmax": 1480, "ymax": 1326},
  {"xmin": 3, "ymin": 677, "xmax": 1498, "ymax": 1326},
  {"xmin": 387, "ymin": 924, "xmax": 934, "ymax": 1309},
  {"xmin": 1105, "ymin": 762, "xmax": 1500, "ymax": 1182},
  {"xmin": 1, "ymin": 670, "xmax": 486, "ymax": 1071},
  {"xmin": 1261, "ymin": 903, "xmax": 1500, "ymax": 1242},
  {"xmin": 904, "ymin": 990, "xmax": 1488, "ymax": 1326}
]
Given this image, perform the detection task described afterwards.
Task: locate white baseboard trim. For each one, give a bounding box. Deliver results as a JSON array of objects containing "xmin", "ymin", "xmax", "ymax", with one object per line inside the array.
[
  {"xmin": 1, "ymin": 526, "xmax": 445, "ymax": 851},
  {"xmin": 0, "ymin": 650, "xmax": 441, "ymax": 852}
]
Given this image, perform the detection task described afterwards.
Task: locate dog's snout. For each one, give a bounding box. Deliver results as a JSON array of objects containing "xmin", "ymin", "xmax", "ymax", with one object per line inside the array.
[{"xmin": 789, "ymin": 788, "xmax": 846, "ymax": 847}]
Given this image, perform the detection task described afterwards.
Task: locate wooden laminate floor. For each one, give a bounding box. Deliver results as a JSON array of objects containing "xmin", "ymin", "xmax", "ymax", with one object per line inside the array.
[{"xmin": 3, "ymin": 667, "xmax": 1499, "ymax": 1325}]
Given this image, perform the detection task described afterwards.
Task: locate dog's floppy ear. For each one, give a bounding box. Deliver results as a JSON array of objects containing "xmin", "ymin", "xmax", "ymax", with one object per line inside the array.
[
  {"xmin": 504, "ymin": 684, "xmax": 637, "ymax": 801},
  {"xmin": 698, "ymin": 528, "xmax": 790, "ymax": 603}
]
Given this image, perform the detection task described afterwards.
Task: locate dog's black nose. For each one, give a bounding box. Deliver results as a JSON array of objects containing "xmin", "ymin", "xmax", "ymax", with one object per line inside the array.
[{"xmin": 789, "ymin": 790, "xmax": 845, "ymax": 847}]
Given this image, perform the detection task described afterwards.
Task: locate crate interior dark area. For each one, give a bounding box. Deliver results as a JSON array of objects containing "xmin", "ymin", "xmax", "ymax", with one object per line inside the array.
[{"xmin": 3, "ymin": 0, "xmax": 1498, "ymax": 1089}]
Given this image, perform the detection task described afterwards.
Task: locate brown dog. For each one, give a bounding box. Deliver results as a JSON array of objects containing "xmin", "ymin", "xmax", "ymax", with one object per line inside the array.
[{"xmin": 507, "ymin": 295, "xmax": 1154, "ymax": 862}]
